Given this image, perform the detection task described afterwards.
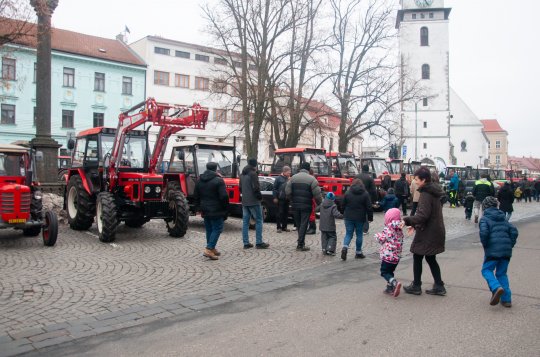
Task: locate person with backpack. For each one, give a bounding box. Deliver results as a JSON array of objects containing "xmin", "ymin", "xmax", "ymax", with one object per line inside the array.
[
  {"xmin": 273, "ymin": 165, "xmax": 291, "ymax": 233},
  {"xmin": 394, "ymin": 173, "xmax": 410, "ymax": 215}
]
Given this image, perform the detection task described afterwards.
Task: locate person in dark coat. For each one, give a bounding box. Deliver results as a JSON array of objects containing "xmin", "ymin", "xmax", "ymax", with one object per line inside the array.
[
  {"xmin": 194, "ymin": 162, "xmax": 230, "ymax": 260},
  {"xmin": 394, "ymin": 173, "xmax": 410, "ymax": 215},
  {"xmin": 285, "ymin": 162, "xmax": 322, "ymax": 251},
  {"xmin": 356, "ymin": 165, "xmax": 378, "ymax": 204},
  {"xmin": 273, "ymin": 165, "xmax": 291, "ymax": 232},
  {"xmin": 464, "ymin": 191, "xmax": 475, "ymax": 220},
  {"xmin": 479, "ymin": 196, "xmax": 519, "ymax": 307},
  {"xmin": 472, "ymin": 174, "xmax": 495, "ymax": 223},
  {"xmin": 402, "ymin": 167, "xmax": 447, "ymax": 296},
  {"xmin": 534, "ymin": 179, "xmax": 540, "ymax": 202},
  {"xmin": 318, "ymin": 192, "xmax": 343, "ymax": 255},
  {"xmin": 240, "ymin": 158, "xmax": 269, "ymax": 249},
  {"xmin": 379, "ymin": 188, "xmax": 399, "ymax": 212},
  {"xmin": 340, "ymin": 179, "xmax": 373, "ymax": 260},
  {"xmin": 381, "ymin": 171, "xmax": 392, "ymax": 191},
  {"xmin": 496, "ymin": 182, "xmax": 514, "ymax": 221}
]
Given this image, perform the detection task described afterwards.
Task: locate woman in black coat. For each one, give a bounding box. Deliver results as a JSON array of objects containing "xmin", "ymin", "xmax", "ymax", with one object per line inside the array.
[{"xmin": 497, "ymin": 182, "xmax": 514, "ymax": 221}]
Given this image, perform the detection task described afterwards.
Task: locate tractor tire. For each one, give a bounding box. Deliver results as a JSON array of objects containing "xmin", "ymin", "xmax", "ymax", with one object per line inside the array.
[
  {"xmin": 166, "ymin": 181, "xmax": 182, "ymax": 199},
  {"xmin": 166, "ymin": 189, "xmax": 189, "ymax": 238},
  {"xmin": 125, "ymin": 219, "xmax": 146, "ymax": 228},
  {"xmin": 23, "ymin": 195, "xmax": 43, "ymax": 236},
  {"xmin": 66, "ymin": 175, "xmax": 95, "ymax": 230},
  {"xmin": 42, "ymin": 211, "xmax": 58, "ymax": 246},
  {"xmin": 96, "ymin": 192, "xmax": 118, "ymax": 243}
]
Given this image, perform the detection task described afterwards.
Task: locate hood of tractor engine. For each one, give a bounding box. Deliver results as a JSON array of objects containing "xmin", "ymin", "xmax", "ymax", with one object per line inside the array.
[{"xmin": 0, "ymin": 183, "xmax": 31, "ymax": 223}]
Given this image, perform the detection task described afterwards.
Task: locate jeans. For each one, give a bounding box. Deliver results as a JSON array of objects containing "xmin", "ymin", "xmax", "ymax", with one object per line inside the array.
[
  {"xmin": 321, "ymin": 231, "xmax": 337, "ymax": 252},
  {"xmin": 380, "ymin": 260, "xmax": 398, "ymax": 283},
  {"xmin": 277, "ymin": 199, "xmax": 289, "ymax": 230},
  {"xmin": 413, "ymin": 254, "xmax": 443, "ymax": 286},
  {"xmin": 481, "ymin": 258, "xmax": 511, "ymax": 303},
  {"xmin": 343, "ymin": 219, "xmax": 364, "ymax": 253},
  {"xmin": 294, "ymin": 209, "xmax": 311, "ymax": 247},
  {"xmin": 204, "ymin": 217, "xmax": 224, "ymax": 249},
  {"xmin": 242, "ymin": 204, "xmax": 263, "ymax": 245}
]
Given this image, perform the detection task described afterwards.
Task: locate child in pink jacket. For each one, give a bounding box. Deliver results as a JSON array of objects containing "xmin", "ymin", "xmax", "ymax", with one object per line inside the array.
[{"xmin": 375, "ymin": 208, "xmax": 405, "ymax": 297}]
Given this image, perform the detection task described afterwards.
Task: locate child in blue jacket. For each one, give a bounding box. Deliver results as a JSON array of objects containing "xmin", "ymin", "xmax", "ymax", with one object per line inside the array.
[
  {"xmin": 479, "ymin": 196, "xmax": 519, "ymax": 307},
  {"xmin": 380, "ymin": 188, "xmax": 400, "ymax": 212}
]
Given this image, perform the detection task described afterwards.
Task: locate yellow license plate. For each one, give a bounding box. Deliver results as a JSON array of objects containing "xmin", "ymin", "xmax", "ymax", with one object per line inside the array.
[{"xmin": 8, "ymin": 219, "xmax": 27, "ymax": 224}]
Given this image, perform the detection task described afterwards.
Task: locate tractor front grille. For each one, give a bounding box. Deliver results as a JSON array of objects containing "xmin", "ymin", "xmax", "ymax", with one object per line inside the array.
[{"xmin": 0, "ymin": 192, "xmax": 31, "ymax": 215}]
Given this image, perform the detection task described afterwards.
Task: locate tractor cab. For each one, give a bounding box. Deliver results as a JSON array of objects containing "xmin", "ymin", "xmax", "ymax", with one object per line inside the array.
[
  {"xmin": 326, "ymin": 152, "xmax": 359, "ymax": 179},
  {"xmin": 165, "ymin": 140, "xmax": 241, "ymax": 213}
]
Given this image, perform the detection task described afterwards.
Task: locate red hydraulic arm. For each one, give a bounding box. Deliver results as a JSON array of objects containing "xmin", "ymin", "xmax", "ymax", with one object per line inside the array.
[{"xmin": 108, "ymin": 98, "xmax": 208, "ymax": 189}]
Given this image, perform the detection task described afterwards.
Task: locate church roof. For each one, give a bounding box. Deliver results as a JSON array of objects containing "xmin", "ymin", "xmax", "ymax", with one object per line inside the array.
[{"xmin": 481, "ymin": 119, "xmax": 507, "ymax": 133}]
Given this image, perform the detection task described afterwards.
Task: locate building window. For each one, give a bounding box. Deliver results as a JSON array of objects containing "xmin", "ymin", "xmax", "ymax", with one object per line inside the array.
[
  {"xmin": 94, "ymin": 72, "xmax": 105, "ymax": 92},
  {"xmin": 423, "ymin": 142, "xmax": 427, "ymax": 149},
  {"xmin": 461, "ymin": 140, "xmax": 467, "ymax": 152},
  {"xmin": 215, "ymin": 57, "xmax": 227, "ymax": 65},
  {"xmin": 496, "ymin": 140, "xmax": 501, "ymax": 149},
  {"xmin": 63, "ymin": 67, "xmax": 75, "ymax": 87},
  {"xmin": 213, "ymin": 79, "xmax": 228, "ymax": 93},
  {"xmin": 1, "ymin": 104, "xmax": 15, "ymax": 124},
  {"xmin": 174, "ymin": 74, "xmax": 190, "ymax": 88},
  {"xmin": 2, "ymin": 57, "xmax": 16, "ymax": 80},
  {"xmin": 421, "ymin": 13, "xmax": 425, "ymax": 19},
  {"xmin": 194, "ymin": 76, "xmax": 209, "ymax": 91},
  {"xmin": 423, "ymin": 121, "xmax": 427, "ymax": 128},
  {"xmin": 214, "ymin": 109, "xmax": 227, "ymax": 123},
  {"xmin": 62, "ymin": 110, "xmax": 74, "ymax": 128},
  {"xmin": 154, "ymin": 47, "xmax": 170, "ymax": 55},
  {"xmin": 175, "ymin": 50, "xmax": 190, "ymax": 59},
  {"xmin": 122, "ymin": 76, "xmax": 132, "ymax": 95},
  {"xmin": 496, "ymin": 155, "xmax": 501, "ymax": 164},
  {"xmin": 154, "ymin": 71, "xmax": 170, "ymax": 86},
  {"xmin": 421, "ymin": 64, "xmax": 430, "ymax": 79},
  {"xmin": 423, "ymin": 97, "xmax": 428, "ymax": 106},
  {"xmin": 93, "ymin": 112, "xmax": 104, "ymax": 127},
  {"xmin": 412, "ymin": 13, "xmax": 417, "ymax": 19},
  {"xmin": 429, "ymin": 12, "xmax": 434, "ymax": 19},
  {"xmin": 195, "ymin": 54, "xmax": 209, "ymax": 62},
  {"xmin": 420, "ymin": 27, "xmax": 429, "ymax": 46},
  {"xmin": 232, "ymin": 110, "xmax": 243, "ymax": 124},
  {"xmin": 33, "ymin": 62, "xmax": 37, "ymax": 83}
]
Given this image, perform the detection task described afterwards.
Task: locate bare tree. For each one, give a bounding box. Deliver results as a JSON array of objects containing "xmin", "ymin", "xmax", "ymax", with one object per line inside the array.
[
  {"xmin": 0, "ymin": 0, "xmax": 34, "ymax": 46},
  {"xmin": 329, "ymin": 0, "xmax": 422, "ymax": 153}
]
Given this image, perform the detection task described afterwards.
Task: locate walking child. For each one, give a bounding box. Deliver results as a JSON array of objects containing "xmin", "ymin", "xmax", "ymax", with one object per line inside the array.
[
  {"xmin": 479, "ymin": 197, "xmax": 518, "ymax": 307},
  {"xmin": 318, "ymin": 192, "xmax": 343, "ymax": 255},
  {"xmin": 375, "ymin": 208, "xmax": 404, "ymax": 297},
  {"xmin": 464, "ymin": 191, "xmax": 475, "ymax": 220}
]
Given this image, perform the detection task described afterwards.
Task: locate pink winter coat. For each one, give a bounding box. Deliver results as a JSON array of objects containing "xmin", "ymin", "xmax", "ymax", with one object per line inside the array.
[{"xmin": 375, "ymin": 220, "xmax": 405, "ymax": 264}]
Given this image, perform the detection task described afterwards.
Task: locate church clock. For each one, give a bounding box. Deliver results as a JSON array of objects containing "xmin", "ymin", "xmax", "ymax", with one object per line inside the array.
[{"xmin": 415, "ymin": 0, "xmax": 433, "ymax": 7}]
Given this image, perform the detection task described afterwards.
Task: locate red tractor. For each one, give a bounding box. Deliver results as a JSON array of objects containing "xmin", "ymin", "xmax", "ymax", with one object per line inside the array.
[
  {"xmin": 64, "ymin": 98, "xmax": 208, "ymax": 242},
  {"xmin": 326, "ymin": 152, "xmax": 360, "ymax": 179},
  {"xmin": 270, "ymin": 147, "xmax": 350, "ymax": 209},
  {"xmin": 0, "ymin": 143, "xmax": 58, "ymax": 246},
  {"xmin": 164, "ymin": 139, "xmax": 242, "ymax": 216}
]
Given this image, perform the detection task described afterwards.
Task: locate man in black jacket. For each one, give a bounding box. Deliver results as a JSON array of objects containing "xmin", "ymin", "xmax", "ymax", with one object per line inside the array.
[
  {"xmin": 194, "ymin": 162, "xmax": 229, "ymax": 260},
  {"xmin": 472, "ymin": 174, "xmax": 495, "ymax": 223},
  {"xmin": 285, "ymin": 162, "xmax": 322, "ymax": 251},
  {"xmin": 394, "ymin": 173, "xmax": 410, "ymax": 215},
  {"xmin": 356, "ymin": 165, "xmax": 378, "ymax": 204},
  {"xmin": 273, "ymin": 165, "xmax": 291, "ymax": 233},
  {"xmin": 240, "ymin": 158, "xmax": 269, "ymax": 249}
]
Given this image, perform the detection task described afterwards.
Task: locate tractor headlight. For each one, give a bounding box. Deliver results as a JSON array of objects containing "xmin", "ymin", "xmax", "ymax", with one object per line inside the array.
[
  {"xmin": 34, "ymin": 190, "xmax": 43, "ymax": 200},
  {"xmin": 155, "ymin": 186, "xmax": 162, "ymax": 194},
  {"xmin": 144, "ymin": 186, "xmax": 152, "ymax": 194}
]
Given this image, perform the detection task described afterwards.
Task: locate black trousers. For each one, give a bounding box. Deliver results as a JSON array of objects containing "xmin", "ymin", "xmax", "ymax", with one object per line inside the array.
[
  {"xmin": 294, "ymin": 209, "xmax": 311, "ymax": 247},
  {"xmin": 411, "ymin": 202, "xmax": 418, "ymax": 216},
  {"xmin": 413, "ymin": 254, "xmax": 443, "ymax": 286},
  {"xmin": 321, "ymin": 231, "xmax": 337, "ymax": 252},
  {"xmin": 398, "ymin": 195, "xmax": 408, "ymax": 215},
  {"xmin": 277, "ymin": 199, "xmax": 289, "ymax": 230}
]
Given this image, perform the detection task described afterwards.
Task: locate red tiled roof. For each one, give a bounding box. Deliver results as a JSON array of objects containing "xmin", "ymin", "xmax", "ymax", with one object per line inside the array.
[
  {"xmin": 0, "ymin": 17, "xmax": 145, "ymax": 67},
  {"xmin": 508, "ymin": 156, "xmax": 540, "ymax": 171},
  {"xmin": 480, "ymin": 119, "xmax": 506, "ymax": 133}
]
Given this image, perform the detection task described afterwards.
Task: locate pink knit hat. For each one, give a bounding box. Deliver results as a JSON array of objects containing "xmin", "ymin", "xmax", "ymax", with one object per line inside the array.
[{"xmin": 384, "ymin": 208, "xmax": 401, "ymax": 226}]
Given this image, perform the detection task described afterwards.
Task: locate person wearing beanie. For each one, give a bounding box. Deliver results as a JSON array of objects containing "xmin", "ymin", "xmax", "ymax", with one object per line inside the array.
[
  {"xmin": 394, "ymin": 172, "xmax": 410, "ymax": 215},
  {"xmin": 240, "ymin": 157, "xmax": 269, "ymax": 249},
  {"xmin": 285, "ymin": 161, "xmax": 322, "ymax": 251},
  {"xmin": 375, "ymin": 208, "xmax": 405, "ymax": 297},
  {"xmin": 356, "ymin": 164, "xmax": 378, "ymax": 204},
  {"xmin": 318, "ymin": 192, "xmax": 343, "ymax": 255},
  {"xmin": 379, "ymin": 188, "xmax": 400, "ymax": 212},
  {"xmin": 479, "ymin": 196, "xmax": 519, "ymax": 308},
  {"xmin": 194, "ymin": 162, "xmax": 230, "ymax": 260}
]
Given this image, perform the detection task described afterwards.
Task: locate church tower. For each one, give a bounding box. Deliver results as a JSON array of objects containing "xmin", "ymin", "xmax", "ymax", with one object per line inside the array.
[{"xmin": 397, "ymin": 0, "xmax": 452, "ymax": 168}]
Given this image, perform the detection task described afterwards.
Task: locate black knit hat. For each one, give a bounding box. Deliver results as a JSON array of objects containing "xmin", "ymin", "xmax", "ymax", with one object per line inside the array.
[
  {"xmin": 482, "ymin": 196, "xmax": 498, "ymax": 211},
  {"xmin": 206, "ymin": 162, "xmax": 218, "ymax": 172},
  {"xmin": 248, "ymin": 158, "xmax": 257, "ymax": 167}
]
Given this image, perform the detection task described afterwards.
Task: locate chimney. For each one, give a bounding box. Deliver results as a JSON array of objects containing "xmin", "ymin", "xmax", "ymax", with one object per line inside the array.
[{"xmin": 116, "ymin": 33, "xmax": 126, "ymax": 43}]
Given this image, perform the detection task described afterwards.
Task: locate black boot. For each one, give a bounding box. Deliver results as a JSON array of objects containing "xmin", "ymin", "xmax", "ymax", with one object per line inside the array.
[
  {"xmin": 403, "ymin": 282, "xmax": 422, "ymax": 295},
  {"xmin": 306, "ymin": 221, "xmax": 316, "ymax": 235},
  {"xmin": 426, "ymin": 283, "xmax": 446, "ymax": 296}
]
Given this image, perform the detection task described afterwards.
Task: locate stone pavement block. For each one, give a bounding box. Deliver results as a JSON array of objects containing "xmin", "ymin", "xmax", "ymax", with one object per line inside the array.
[
  {"xmin": 112, "ymin": 313, "xmax": 141, "ymax": 324},
  {"xmin": 202, "ymin": 294, "xmax": 225, "ymax": 302},
  {"xmin": 95, "ymin": 310, "xmax": 125, "ymax": 321},
  {"xmin": 28, "ymin": 329, "xmax": 69, "ymax": 343},
  {"xmin": 8, "ymin": 327, "xmax": 45, "ymax": 340},
  {"xmin": 0, "ymin": 343, "xmax": 34, "ymax": 357},
  {"xmin": 120, "ymin": 305, "xmax": 148, "ymax": 315},
  {"xmin": 68, "ymin": 330, "xmax": 97, "ymax": 340},
  {"xmin": 66, "ymin": 324, "xmax": 92, "ymax": 334},
  {"xmin": 32, "ymin": 335, "xmax": 72, "ymax": 350},
  {"xmin": 86, "ymin": 319, "xmax": 117, "ymax": 329},
  {"xmin": 93, "ymin": 326, "xmax": 118, "ymax": 335},
  {"xmin": 179, "ymin": 298, "xmax": 206, "ymax": 307},
  {"xmin": 43, "ymin": 322, "xmax": 71, "ymax": 332},
  {"xmin": 155, "ymin": 312, "xmax": 174, "ymax": 319},
  {"xmin": 168, "ymin": 307, "xmax": 192, "ymax": 316},
  {"xmin": 0, "ymin": 334, "xmax": 13, "ymax": 344},
  {"xmin": 137, "ymin": 307, "xmax": 167, "ymax": 318}
]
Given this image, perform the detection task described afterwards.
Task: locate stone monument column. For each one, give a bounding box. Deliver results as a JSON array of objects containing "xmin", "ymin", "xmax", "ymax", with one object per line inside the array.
[{"xmin": 30, "ymin": 0, "xmax": 60, "ymax": 184}]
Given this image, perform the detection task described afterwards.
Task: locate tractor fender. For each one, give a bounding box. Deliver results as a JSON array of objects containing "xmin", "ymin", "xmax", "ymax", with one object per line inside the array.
[
  {"xmin": 66, "ymin": 169, "xmax": 93, "ymax": 195},
  {"xmin": 163, "ymin": 173, "xmax": 188, "ymax": 196}
]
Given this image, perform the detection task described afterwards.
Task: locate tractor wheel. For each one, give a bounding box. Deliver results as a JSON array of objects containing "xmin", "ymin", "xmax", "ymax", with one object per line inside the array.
[
  {"xmin": 166, "ymin": 189, "xmax": 189, "ymax": 238},
  {"xmin": 66, "ymin": 175, "xmax": 95, "ymax": 230},
  {"xmin": 42, "ymin": 211, "xmax": 58, "ymax": 246},
  {"xmin": 96, "ymin": 192, "xmax": 118, "ymax": 243},
  {"xmin": 166, "ymin": 181, "xmax": 182, "ymax": 199},
  {"xmin": 125, "ymin": 219, "xmax": 146, "ymax": 228}
]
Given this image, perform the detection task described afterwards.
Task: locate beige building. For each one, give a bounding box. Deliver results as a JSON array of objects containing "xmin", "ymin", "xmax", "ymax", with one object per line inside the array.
[{"xmin": 481, "ymin": 119, "xmax": 508, "ymax": 169}]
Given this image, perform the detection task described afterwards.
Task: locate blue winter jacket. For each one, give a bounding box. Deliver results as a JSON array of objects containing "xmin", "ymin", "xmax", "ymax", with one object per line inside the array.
[
  {"xmin": 380, "ymin": 193, "xmax": 399, "ymax": 212},
  {"xmin": 479, "ymin": 208, "xmax": 518, "ymax": 259},
  {"xmin": 450, "ymin": 173, "xmax": 460, "ymax": 190}
]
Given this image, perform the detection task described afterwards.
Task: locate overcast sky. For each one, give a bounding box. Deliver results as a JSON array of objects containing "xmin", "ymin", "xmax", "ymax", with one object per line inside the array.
[{"xmin": 50, "ymin": 0, "xmax": 539, "ymax": 158}]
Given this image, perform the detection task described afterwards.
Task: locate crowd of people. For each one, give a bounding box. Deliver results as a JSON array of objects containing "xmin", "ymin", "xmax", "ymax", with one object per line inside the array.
[{"xmin": 193, "ymin": 160, "xmax": 522, "ymax": 308}]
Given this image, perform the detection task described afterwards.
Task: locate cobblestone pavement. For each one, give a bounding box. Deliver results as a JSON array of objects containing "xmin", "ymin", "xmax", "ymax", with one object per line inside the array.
[{"xmin": 1, "ymin": 201, "xmax": 539, "ymax": 355}]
